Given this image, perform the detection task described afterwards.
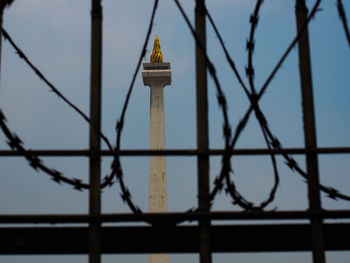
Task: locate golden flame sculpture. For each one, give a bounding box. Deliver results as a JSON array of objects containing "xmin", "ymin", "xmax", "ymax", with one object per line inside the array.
[{"xmin": 150, "ymin": 35, "xmax": 163, "ymax": 63}]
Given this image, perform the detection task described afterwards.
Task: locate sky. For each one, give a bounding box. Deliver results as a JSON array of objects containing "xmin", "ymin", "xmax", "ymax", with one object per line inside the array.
[{"xmin": 0, "ymin": 0, "xmax": 349, "ymax": 262}]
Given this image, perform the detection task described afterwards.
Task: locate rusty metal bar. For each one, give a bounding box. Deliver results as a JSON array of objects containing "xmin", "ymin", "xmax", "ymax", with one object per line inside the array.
[
  {"xmin": 295, "ymin": 1, "xmax": 325, "ymax": 262},
  {"xmin": 89, "ymin": 0, "xmax": 103, "ymax": 263},
  {"xmin": 0, "ymin": 147, "xmax": 350, "ymax": 156},
  {"xmin": 1, "ymin": 224, "xmax": 350, "ymax": 254},
  {"xmin": 1, "ymin": 210, "xmax": 350, "ymax": 224},
  {"xmin": 195, "ymin": 0, "xmax": 211, "ymax": 263}
]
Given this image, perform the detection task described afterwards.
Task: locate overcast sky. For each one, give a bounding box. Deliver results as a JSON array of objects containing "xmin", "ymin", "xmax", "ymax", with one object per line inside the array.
[{"xmin": 0, "ymin": 0, "xmax": 349, "ymax": 262}]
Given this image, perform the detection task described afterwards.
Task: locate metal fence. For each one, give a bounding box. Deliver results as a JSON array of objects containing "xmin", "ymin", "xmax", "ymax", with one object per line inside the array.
[{"xmin": 0, "ymin": 0, "xmax": 349, "ymax": 263}]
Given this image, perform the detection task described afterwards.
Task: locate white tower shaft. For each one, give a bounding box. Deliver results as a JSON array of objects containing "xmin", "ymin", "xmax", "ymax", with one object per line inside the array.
[
  {"xmin": 148, "ymin": 84, "xmax": 169, "ymax": 263},
  {"xmin": 142, "ymin": 61, "xmax": 171, "ymax": 263},
  {"xmin": 149, "ymin": 85, "xmax": 167, "ymax": 212}
]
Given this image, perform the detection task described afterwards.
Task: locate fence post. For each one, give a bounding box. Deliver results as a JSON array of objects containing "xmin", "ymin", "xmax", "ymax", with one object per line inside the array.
[
  {"xmin": 295, "ymin": 1, "xmax": 325, "ymax": 262},
  {"xmin": 195, "ymin": 1, "xmax": 211, "ymax": 263},
  {"xmin": 89, "ymin": 0, "xmax": 103, "ymax": 263}
]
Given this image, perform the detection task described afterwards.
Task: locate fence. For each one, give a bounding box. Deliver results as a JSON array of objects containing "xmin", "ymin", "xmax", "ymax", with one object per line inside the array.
[{"xmin": 0, "ymin": 0, "xmax": 349, "ymax": 263}]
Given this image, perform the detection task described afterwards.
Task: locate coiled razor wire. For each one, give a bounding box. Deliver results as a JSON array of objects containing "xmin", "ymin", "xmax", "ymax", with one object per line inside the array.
[
  {"xmin": 0, "ymin": 0, "xmax": 349, "ymax": 215},
  {"xmin": 1, "ymin": 29, "xmax": 113, "ymax": 152},
  {"xmin": 208, "ymin": 0, "xmax": 350, "ymax": 209},
  {"xmin": 0, "ymin": 28, "xmax": 120, "ymax": 190},
  {"xmin": 226, "ymin": 0, "xmax": 280, "ymax": 210},
  {"xmin": 0, "ymin": 108, "xmax": 89, "ymax": 190}
]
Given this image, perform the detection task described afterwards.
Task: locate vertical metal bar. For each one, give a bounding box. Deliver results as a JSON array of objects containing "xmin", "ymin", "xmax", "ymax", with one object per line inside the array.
[
  {"xmin": 295, "ymin": 1, "xmax": 325, "ymax": 262},
  {"xmin": 0, "ymin": 9, "xmax": 3, "ymax": 87},
  {"xmin": 89, "ymin": 1, "xmax": 102, "ymax": 263},
  {"xmin": 195, "ymin": 1, "xmax": 211, "ymax": 263}
]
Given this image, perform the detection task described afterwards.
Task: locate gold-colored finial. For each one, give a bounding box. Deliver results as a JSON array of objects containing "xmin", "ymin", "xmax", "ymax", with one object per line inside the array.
[{"xmin": 150, "ymin": 35, "xmax": 163, "ymax": 63}]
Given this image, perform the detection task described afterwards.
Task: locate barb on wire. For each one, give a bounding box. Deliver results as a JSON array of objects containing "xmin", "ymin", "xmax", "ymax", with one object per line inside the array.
[
  {"xmin": 336, "ymin": 0, "xmax": 350, "ymax": 48},
  {"xmin": 1, "ymin": 28, "xmax": 113, "ymax": 152}
]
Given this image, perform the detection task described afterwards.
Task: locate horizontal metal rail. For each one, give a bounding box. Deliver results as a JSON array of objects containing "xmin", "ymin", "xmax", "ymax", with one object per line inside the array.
[
  {"xmin": 1, "ymin": 223, "xmax": 349, "ymax": 254},
  {"xmin": 0, "ymin": 147, "xmax": 349, "ymax": 156},
  {"xmin": 1, "ymin": 210, "xmax": 350, "ymax": 224}
]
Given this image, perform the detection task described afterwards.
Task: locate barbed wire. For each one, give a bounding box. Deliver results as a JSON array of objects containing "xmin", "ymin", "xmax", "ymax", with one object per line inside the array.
[
  {"xmin": 206, "ymin": 0, "xmax": 279, "ymax": 211},
  {"xmin": 0, "ymin": 29, "xmax": 117, "ymax": 191},
  {"xmin": 108, "ymin": 0, "xmax": 161, "ymax": 214},
  {"xmin": 247, "ymin": 0, "xmax": 350, "ymax": 203},
  {"xmin": 0, "ymin": 1, "xmax": 158, "ymax": 213},
  {"xmin": 336, "ymin": 0, "xmax": 350, "ymax": 48},
  {"xmin": 0, "ymin": 108, "xmax": 89, "ymax": 190},
  {"xmin": 208, "ymin": 0, "xmax": 350, "ymax": 209},
  {"xmin": 1, "ymin": 28, "xmax": 114, "ymax": 152},
  {"xmin": 0, "ymin": 105, "xmax": 131, "ymax": 191},
  {"xmin": 108, "ymin": 0, "xmax": 234, "ymax": 215},
  {"xmin": 246, "ymin": 0, "xmax": 262, "ymax": 95},
  {"xmin": 0, "ymin": 0, "xmax": 349, "ymax": 215},
  {"xmin": 115, "ymin": 0, "xmax": 350, "ymax": 211},
  {"xmin": 172, "ymin": 0, "xmax": 232, "ymax": 211},
  {"xmin": 244, "ymin": 0, "xmax": 280, "ymax": 210},
  {"xmin": 211, "ymin": 0, "xmax": 305, "ymax": 209}
]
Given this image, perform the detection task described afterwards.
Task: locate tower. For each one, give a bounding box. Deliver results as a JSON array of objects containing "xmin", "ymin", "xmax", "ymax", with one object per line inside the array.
[{"xmin": 142, "ymin": 36, "xmax": 171, "ymax": 263}]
